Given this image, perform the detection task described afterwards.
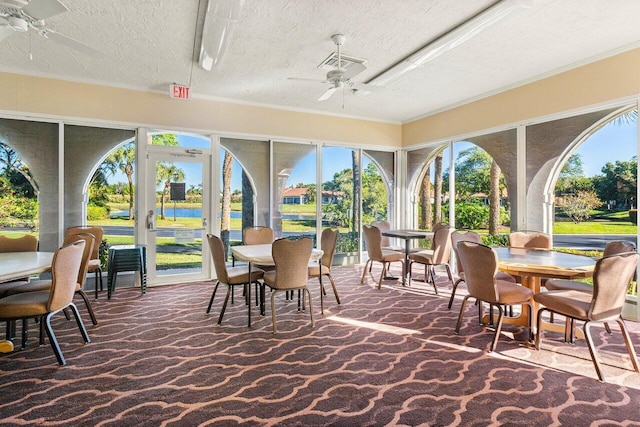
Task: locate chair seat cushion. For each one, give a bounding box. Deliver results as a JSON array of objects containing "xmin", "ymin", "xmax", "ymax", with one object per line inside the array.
[
  {"xmin": 0, "ymin": 290, "xmax": 51, "ymax": 319},
  {"xmin": 545, "ymin": 279, "xmax": 592, "ymax": 293},
  {"xmin": 5, "ymin": 279, "xmax": 54, "ymax": 296},
  {"xmin": 87, "ymin": 259, "xmax": 101, "ymax": 272},
  {"xmin": 308, "ymin": 264, "xmax": 330, "ymax": 276},
  {"xmin": 381, "ymin": 250, "xmax": 404, "ymax": 262},
  {"xmin": 225, "ymin": 266, "xmax": 264, "ymax": 285},
  {"xmin": 495, "ymin": 280, "xmax": 534, "ymax": 305},
  {"xmin": 408, "ymin": 250, "xmax": 434, "ymax": 264},
  {"xmin": 534, "ymin": 289, "xmax": 592, "ymax": 320},
  {"xmin": 0, "ymin": 280, "xmax": 30, "ymax": 298}
]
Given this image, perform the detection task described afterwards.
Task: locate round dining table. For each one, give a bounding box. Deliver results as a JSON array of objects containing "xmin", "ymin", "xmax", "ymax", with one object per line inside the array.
[{"xmin": 491, "ymin": 247, "xmax": 595, "ymax": 333}]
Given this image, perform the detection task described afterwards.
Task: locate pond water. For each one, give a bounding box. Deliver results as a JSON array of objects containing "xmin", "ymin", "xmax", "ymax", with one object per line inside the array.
[{"xmin": 111, "ymin": 208, "xmax": 313, "ymax": 221}]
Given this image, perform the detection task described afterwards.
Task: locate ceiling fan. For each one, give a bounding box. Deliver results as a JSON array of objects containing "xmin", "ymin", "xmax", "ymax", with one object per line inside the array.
[
  {"xmin": 289, "ymin": 34, "xmax": 382, "ymax": 102},
  {"xmin": 0, "ymin": 0, "xmax": 103, "ymax": 57}
]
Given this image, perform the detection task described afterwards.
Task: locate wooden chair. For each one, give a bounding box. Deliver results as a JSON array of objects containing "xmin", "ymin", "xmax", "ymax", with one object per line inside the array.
[
  {"xmin": 0, "ymin": 240, "xmax": 90, "ymax": 365},
  {"xmin": 206, "ymin": 234, "xmax": 264, "ymax": 326},
  {"xmin": 534, "ymin": 252, "xmax": 640, "ymax": 382},
  {"xmin": 361, "ymin": 225, "xmax": 404, "ymax": 289},
  {"xmin": 455, "ymin": 241, "xmax": 534, "ymax": 352},
  {"xmin": 308, "ymin": 228, "xmax": 340, "ymax": 314},
  {"xmin": 262, "ymin": 237, "xmax": 314, "ymax": 334},
  {"xmin": 65, "ymin": 226, "xmax": 104, "ymax": 299}
]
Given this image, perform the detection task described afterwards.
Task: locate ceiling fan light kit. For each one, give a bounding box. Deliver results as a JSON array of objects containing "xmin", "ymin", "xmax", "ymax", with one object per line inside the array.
[
  {"xmin": 8, "ymin": 16, "xmax": 27, "ymax": 31},
  {"xmin": 288, "ymin": 33, "xmax": 382, "ymax": 105}
]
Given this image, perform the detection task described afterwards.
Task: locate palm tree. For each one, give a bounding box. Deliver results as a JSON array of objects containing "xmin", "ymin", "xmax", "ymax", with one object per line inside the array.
[
  {"xmin": 102, "ymin": 143, "xmax": 135, "ymax": 219},
  {"xmin": 156, "ymin": 163, "xmax": 185, "ymax": 220},
  {"xmin": 433, "ymin": 153, "xmax": 443, "ymax": 226},
  {"xmin": 351, "ymin": 150, "xmax": 361, "ymax": 233},
  {"xmin": 489, "ymin": 160, "xmax": 501, "ymax": 235},
  {"xmin": 221, "ymin": 151, "xmax": 233, "ymax": 251},
  {"xmin": 419, "ymin": 165, "xmax": 431, "ymax": 229}
]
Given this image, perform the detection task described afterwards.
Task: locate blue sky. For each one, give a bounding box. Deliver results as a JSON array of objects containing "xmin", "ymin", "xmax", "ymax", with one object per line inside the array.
[{"xmin": 108, "ymin": 120, "xmax": 637, "ymax": 189}]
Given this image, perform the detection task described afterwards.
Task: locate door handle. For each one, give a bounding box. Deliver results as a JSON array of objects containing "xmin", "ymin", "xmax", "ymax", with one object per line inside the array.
[
  {"xmin": 202, "ymin": 217, "xmax": 208, "ymax": 227},
  {"xmin": 146, "ymin": 210, "xmax": 155, "ymax": 230}
]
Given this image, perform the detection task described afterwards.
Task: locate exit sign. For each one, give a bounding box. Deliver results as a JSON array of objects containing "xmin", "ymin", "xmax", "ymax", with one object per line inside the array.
[{"xmin": 170, "ymin": 84, "xmax": 191, "ymax": 100}]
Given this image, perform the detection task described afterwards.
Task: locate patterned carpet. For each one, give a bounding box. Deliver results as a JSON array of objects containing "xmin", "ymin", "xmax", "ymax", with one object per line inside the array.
[{"xmin": 2, "ymin": 264, "xmax": 640, "ymax": 426}]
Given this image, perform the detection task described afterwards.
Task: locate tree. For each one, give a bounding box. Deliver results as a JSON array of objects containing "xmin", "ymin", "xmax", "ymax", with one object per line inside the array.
[
  {"xmin": 419, "ymin": 166, "xmax": 431, "ymax": 229},
  {"xmin": 101, "ymin": 142, "xmax": 135, "ymax": 219},
  {"xmin": 488, "ymin": 160, "xmax": 501, "ymax": 235},
  {"xmin": 99, "ymin": 134, "xmax": 179, "ymax": 220},
  {"xmin": 304, "ymin": 183, "xmax": 316, "ymax": 203},
  {"xmin": 361, "ymin": 162, "xmax": 387, "ymax": 224},
  {"xmin": 221, "ymin": 151, "xmax": 233, "ymax": 238},
  {"xmin": 593, "ymin": 157, "xmax": 637, "ymax": 209},
  {"xmin": 433, "ymin": 153, "xmax": 443, "ymax": 227},
  {"xmin": 0, "ymin": 143, "xmax": 38, "ymax": 197},
  {"xmin": 351, "ymin": 151, "xmax": 361, "ymax": 233},
  {"xmin": 156, "ymin": 163, "xmax": 185, "ymax": 220},
  {"xmin": 555, "ymin": 154, "xmax": 594, "ymax": 197},
  {"xmin": 558, "ymin": 190, "xmax": 601, "ymax": 223}
]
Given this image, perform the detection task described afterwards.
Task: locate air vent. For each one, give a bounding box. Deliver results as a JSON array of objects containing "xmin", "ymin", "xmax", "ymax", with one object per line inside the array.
[{"xmin": 317, "ymin": 52, "xmax": 366, "ymax": 71}]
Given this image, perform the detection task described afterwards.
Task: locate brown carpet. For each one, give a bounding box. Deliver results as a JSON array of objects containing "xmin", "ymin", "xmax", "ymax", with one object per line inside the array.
[{"xmin": 1, "ymin": 264, "xmax": 640, "ymax": 426}]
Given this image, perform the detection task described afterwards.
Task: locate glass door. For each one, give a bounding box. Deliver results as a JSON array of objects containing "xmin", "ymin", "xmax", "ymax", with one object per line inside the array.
[{"xmin": 146, "ymin": 149, "xmax": 211, "ymax": 284}]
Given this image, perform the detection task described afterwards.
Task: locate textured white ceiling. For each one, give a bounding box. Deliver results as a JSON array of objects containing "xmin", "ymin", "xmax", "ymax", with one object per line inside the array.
[{"xmin": 0, "ymin": 0, "xmax": 639, "ymax": 123}]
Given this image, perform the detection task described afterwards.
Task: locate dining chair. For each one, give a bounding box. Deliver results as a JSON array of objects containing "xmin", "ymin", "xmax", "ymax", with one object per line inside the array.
[
  {"xmin": 0, "ymin": 234, "xmax": 39, "ymax": 292},
  {"xmin": 371, "ymin": 220, "xmax": 404, "ymax": 253},
  {"xmin": 534, "ymin": 252, "xmax": 640, "ymax": 382},
  {"xmin": 205, "ymin": 234, "xmax": 264, "ymax": 326},
  {"xmin": 239, "ymin": 226, "xmax": 275, "ymax": 302},
  {"xmin": 407, "ymin": 225, "xmax": 454, "ymax": 293},
  {"xmin": 0, "ymin": 240, "xmax": 90, "ymax": 365},
  {"xmin": 361, "ymin": 225, "xmax": 404, "ymax": 289},
  {"xmin": 454, "ymin": 241, "xmax": 534, "ymax": 352},
  {"xmin": 508, "ymin": 231, "xmax": 552, "ymax": 250},
  {"xmin": 243, "ymin": 226, "xmax": 274, "ymax": 246},
  {"xmin": 0, "ymin": 234, "xmax": 38, "ymax": 253},
  {"xmin": 6, "ymin": 233, "xmax": 99, "ymax": 326},
  {"xmin": 261, "ymin": 237, "xmax": 314, "ymax": 334},
  {"xmin": 447, "ymin": 230, "xmax": 516, "ymax": 310},
  {"xmin": 65, "ymin": 226, "xmax": 104, "ymax": 299},
  {"xmin": 544, "ymin": 240, "xmax": 636, "ymax": 338},
  {"xmin": 308, "ymin": 228, "xmax": 340, "ymax": 314}
]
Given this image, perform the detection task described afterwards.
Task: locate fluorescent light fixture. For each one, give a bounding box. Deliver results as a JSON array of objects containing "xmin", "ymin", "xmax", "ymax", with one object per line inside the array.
[
  {"xmin": 368, "ymin": 0, "xmax": 534, "ymax": 87},
  {"xmin": 198, "ymin": 0, "xmax": 245, "ymax": 71}
]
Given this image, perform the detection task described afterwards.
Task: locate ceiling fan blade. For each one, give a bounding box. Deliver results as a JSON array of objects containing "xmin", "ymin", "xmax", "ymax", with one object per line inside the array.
[
  {"xmin": 342, "ymin": 62, "xmax": 366, "ymax": 80},
  {"xmin": 22, "ymin": 0, "xmax": 68, "ymax": 20},
  {"xmin": 318, "ymin": 86, "xmax": 337, "ymax": 101},
  {"xmin": 287, "ymin": 77, "xmax": 326, "ymax": 84},
  {"xmin": 42, "ymin": 30, "xmax": 104, "ymax": 58},
  {"xmin": 0, "ymin": 25, "xmax": 13, "ymax": 42}
]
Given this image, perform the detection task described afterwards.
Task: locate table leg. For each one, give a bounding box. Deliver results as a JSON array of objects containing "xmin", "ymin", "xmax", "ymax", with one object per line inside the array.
[
  {"xmin": 403, "ymin": 237, "xmax": 410, "ymax": 286},
  {"xmin": 247, "ymin": 261, "xmax": 252, "ymax": 328}
]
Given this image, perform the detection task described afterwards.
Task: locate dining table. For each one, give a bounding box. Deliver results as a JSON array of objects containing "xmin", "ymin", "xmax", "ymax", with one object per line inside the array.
[
  {"xmin": 0, "ymin": 251, "xmax": 54, "ymax": 283},
  {"xmin": 380, "ymin": 229, "xmax": 434, "ymax": 285},
  {"xmin": 230, "ymin": 243, "xmax": 323, "ymax": 326},
  {"xmin": 492, "ymin": 246, "xmax": 595, "ymax": 334}
]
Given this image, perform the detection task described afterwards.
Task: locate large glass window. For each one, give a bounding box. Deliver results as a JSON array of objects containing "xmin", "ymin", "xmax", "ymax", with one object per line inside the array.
[{"xmin": 273, "ymin": 142, "xmax": 317, "ymax": 240}]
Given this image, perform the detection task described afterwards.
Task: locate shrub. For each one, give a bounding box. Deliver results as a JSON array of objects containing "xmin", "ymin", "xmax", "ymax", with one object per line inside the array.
[
  {"xmin": 451, "ymin": 203, "xmax": 510, "ymax": 230},
  {"xmin": 482, "ymin": 234, "xmax": 509, "ymax": 247},
  {"xmin": 87, "ymin": 204, "xmax": 110, "ymax": 220},
  {"xmin": 630, "ymin": 209, "xmax": 637, "ymax": 225}
]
